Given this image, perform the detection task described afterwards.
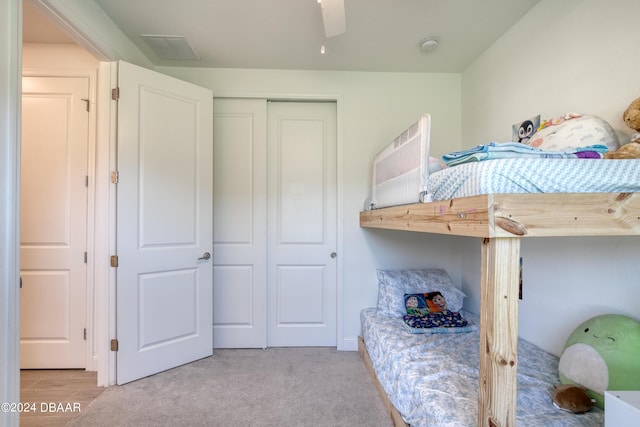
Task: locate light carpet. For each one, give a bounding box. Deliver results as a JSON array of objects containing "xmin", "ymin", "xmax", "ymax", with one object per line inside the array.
[{"xmin": 68, "ymin": 347, "xmax": 392, "ymax": 427}]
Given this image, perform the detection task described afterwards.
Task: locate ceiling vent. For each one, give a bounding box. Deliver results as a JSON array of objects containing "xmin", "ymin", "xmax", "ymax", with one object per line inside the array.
[{"xmin": 141, "ymin": 35, "xmax": 200, "ymax": 61}]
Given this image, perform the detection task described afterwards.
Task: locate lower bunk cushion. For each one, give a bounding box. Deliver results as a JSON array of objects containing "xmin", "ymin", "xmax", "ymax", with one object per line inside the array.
[{"xmin": 360, "ymin": 308, "xmax": 604, "ymax": 427}]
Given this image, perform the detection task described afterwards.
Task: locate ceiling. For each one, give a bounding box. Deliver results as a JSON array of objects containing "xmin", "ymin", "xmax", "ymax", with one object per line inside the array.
[{"xmin": 23, "ymin": 0, "xmax": 540, "ymax": 73}]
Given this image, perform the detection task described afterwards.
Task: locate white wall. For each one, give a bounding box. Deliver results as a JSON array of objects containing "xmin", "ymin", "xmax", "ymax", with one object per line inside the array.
[
  {"xmin": 157, "ymin": 66, "xmax": 464, "ymax": 349},
  {"xmin": 461, "ymin": 0, "xmax": 640, "ymax": 355},
  {"xmin": 23, "ymin": 43, "xmax": 99, "ymax": 69}
]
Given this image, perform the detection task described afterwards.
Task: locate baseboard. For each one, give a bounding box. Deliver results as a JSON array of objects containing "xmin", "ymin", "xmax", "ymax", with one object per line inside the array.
[{"xmin": 341, "ymin": 336, "xmax": 358, "ymax": 351}]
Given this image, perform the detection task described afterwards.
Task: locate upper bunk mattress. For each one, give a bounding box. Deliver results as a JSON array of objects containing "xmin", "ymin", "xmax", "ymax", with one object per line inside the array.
[{"xmin": 427, "ymin": 158, "xmax": 640, "ymax": 201}]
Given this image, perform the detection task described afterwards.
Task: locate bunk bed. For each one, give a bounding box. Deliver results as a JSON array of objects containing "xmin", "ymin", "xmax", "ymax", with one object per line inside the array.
[{"xmin": 358, "ymin": 114, "xmax": 640, "ymax": 426}]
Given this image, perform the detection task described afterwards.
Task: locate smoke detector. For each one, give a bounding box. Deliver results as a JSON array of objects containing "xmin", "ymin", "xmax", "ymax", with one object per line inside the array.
[{"xmin": 419, "ymin": 37, "xmax": 439, "ymax": 52}]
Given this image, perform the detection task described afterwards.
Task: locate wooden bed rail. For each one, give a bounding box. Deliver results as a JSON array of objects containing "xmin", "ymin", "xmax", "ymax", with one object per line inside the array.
[
  {"xmin": 360, "ymin": 192, "xmax": 640, "ymax": 238},
  {"xmin": 360, "ymin": 192, "xmax": 640, "ymax": 427}
]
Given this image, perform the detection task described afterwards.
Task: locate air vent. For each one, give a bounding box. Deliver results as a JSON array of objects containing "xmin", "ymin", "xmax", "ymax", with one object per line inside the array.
[{"xmin": 141, "ymin": 35, "xmax": 200, "ymax": 61}]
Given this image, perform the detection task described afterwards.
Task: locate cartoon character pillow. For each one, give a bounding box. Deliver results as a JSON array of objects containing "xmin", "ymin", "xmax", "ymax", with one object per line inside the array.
[
  {"xmin": 404, "ymin": 291, "xmax": 449, "ymax": 315},
  {"xmin": 402, "ymin": 292, "xmax": 473, "ymax": 334}
]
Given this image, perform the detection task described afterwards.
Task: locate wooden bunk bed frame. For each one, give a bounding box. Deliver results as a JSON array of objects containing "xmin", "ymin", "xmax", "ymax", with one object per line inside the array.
[{"xmin": 360, "ymin": 192, "xmax": 640, "ymax": 427}]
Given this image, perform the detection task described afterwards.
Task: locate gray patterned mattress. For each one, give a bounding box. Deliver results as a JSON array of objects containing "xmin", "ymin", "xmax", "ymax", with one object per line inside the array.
[{"xmin": 361, "ymin": 308, "xmax": 604, "ymax": 426}]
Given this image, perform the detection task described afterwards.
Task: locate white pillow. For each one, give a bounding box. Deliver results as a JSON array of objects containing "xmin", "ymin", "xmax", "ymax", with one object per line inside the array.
[{"xmin": 525, "ymin": 114, "xmax": 619, "ymax": 152}]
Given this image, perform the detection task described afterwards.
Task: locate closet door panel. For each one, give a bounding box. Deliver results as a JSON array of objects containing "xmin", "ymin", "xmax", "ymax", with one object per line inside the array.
[
  {"xmin": 212, "ymin": 98, "xmax": 267, "ymax": 348},
  {"xmin": 267, "ymin": 101, "xmax": 337, "ymax": 347}
]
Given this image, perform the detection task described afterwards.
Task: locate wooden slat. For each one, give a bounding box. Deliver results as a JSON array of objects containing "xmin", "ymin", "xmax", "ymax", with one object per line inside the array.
[
  {"xmin": 491, "ymin": 192, "xmax": 640, "ymax": 237},
  {"xmin": 360, "ymin": 193, "xmax": 640, "ymax": 238},
  {"xmin": 478, "ymin": 237, "xmax": 520, "ymax": 427},
  {"xmin": 360, "ymin": 195, "xmax": 492, "ymax": 237}
]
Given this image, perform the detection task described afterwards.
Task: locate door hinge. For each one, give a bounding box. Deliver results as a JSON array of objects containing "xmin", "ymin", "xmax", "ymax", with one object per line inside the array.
[
  {"xmin": 81, "ymin": 98, "xmax": 90, "ymax": 112},
  {"xmin": 110, "ymin": 255, "xmax": 119, "ymax": 267},
  {"xmin": 84, "ymin": 252, "xmax": 87, "ymax": 263},
  {"xmin": 111, "ymin": 87, "xmax": 120, "ymax": 101},
  {"xmin": 111, "ymin": 171, "xmax": 119, "ymax": 184},
  {"xmin": 110, "ymin": 339, "xmax": 119, "ymax": 351},
  {"xmin": 83, "ymin": 328, "xmax": 87, "ymax": 341},
  {"xmin": 85, "ymin": 175, "xmax": 89, "ymax": 187}
]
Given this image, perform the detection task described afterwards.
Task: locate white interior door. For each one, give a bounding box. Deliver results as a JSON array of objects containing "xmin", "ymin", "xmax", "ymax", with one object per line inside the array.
[
  {"xmin": 116, "ymin": 61, "xmax": 213, "ymax": 384},
  {"xmin": 212, "ymin": 98, "xmax": 268, "ymax": 348},
  {"xmin": 267, "ymin": 101, "xmax": 337, "ymax": 347},
  {"xmin": 20, "ymin": 76, "xmax": 89, "ymax": 368}
]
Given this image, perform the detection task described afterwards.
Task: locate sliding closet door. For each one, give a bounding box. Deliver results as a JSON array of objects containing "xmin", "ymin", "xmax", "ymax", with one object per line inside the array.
[
  {"xmin": 212, "ymin": 99, "xmax": 337, "ymax": 348},
  {"xmin": 212, "ymin": 99, "xmax": 268, "ymax": 348},
  {"xmin": 266, "ymin": 101, "xmax": 337, "ymax": 347}
]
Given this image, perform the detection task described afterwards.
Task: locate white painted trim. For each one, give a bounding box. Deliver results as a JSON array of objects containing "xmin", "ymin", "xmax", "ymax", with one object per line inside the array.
[
  {"xmin": 341, "ymin": 337, "xmax": 359, "ymax": 352},
  {"xmin": 94, "ymin": 61, "xmax": 118, "ymax": 386},
  {"xmin": 1, "ymin": 1, "xmax": 22, "ymax": 425}
]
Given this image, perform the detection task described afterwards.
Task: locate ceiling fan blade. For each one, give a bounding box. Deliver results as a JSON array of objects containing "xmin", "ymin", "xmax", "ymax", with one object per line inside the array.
[{"xmin": 321, "ymin": 0, "xmax": 346, "ymax": 38}]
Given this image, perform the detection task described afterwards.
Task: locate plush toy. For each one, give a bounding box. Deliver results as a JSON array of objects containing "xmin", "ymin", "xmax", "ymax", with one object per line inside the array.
[
  {"xmin": 551, "ymin": 384, "xmax": 594, "ymax": 414},
  {"xmin": 624, "ymin": 96, "xmax": 640, "ymax": 142},
  {"xmin": 604, "ymin": 141, "xmax": 640, "ymax": 158},
  {"xmin": 525, "ymin": 113, "xmax": 620, "ymax": 153},
  {"xmin": 558, "ymin": 314, "xmax": 640, "ymax": 409},
  {"xmin": 604, "ymin": 96, "xmax": 640, "ymax": 158}
]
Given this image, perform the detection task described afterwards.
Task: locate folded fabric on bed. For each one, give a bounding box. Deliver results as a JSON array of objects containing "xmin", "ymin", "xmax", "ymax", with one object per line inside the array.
[
  {"xmin": 428, "ymin": 158, "xmax": 640, "ymax": 201},
  {"xmin": 402, "ymin": 312, "xmax": 476, "ymax": 334},
  {"xmin": 361, "ymin": 308, "xmax": 604, "ymax": 427},
  {"xmin": 442, "ymin": 142, "xmax": 608, "ymax": 166},
  {"xmin": 403, "ymin": 311, "xmax": 469, "ymax": 329}
]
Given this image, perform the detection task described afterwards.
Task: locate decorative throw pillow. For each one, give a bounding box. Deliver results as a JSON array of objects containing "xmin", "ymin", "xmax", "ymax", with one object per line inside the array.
[
  {"xmin": 524, "ymin": 113, "xmax": 619, "ymax": 152},
  {"xmin": 376, "ymin": 268, "xmax": 466, "ymax": 318},
  {"xmin": 404, "ymin": 291, "xmax": 449, "ymax": 316}
]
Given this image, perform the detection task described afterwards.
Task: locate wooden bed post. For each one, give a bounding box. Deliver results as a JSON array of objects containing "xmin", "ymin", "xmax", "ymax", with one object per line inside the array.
[{"xmin": 478, "ymin": 237, "xmax": 520, "ymax": 427}]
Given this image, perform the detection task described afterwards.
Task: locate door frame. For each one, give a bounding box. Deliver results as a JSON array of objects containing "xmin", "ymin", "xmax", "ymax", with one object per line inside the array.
[
  {"xmin": 214, "ymin": 91, "xmax": 345, "ymax": 350},
  {"xmin": 21, "ymin": 68, "xmax": 98, "ymax": 371},
  {"xmin": 94, "ymin": 61, "xmax": 119, "ymax": 386},
  {"xmin": 1, "ymin": 1, "xmax": 22, "ymax": 423}
]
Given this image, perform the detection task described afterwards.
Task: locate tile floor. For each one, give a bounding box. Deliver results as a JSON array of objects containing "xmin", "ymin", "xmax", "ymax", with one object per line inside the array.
[{"xmin": 20, "ymin": 370, "xmax": 105, "ymax": 427}]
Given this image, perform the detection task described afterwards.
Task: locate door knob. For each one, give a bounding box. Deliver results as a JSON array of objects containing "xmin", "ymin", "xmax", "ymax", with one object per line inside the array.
[
  {"xmin": 330, "ymin": 252, "xmax": 337, "ymax": 259},
  {"xmin": 198, "ymin": 252, "xmax": 211, "ymax": 260}
]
